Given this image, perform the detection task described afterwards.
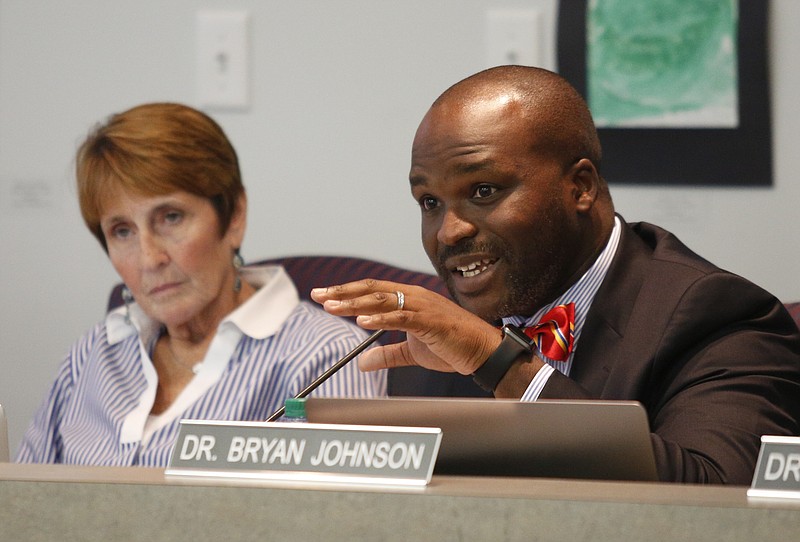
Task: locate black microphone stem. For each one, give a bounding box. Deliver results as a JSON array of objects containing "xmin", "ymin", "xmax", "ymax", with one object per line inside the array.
[{"xmin": 265, "ymin": 329, "xmax": 386, "ymax": 422}]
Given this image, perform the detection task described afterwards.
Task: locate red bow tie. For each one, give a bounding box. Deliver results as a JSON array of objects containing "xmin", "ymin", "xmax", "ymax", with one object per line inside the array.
[{"xmin": 523, "ymin": 303, "xmax": 575, "ymax": 362}]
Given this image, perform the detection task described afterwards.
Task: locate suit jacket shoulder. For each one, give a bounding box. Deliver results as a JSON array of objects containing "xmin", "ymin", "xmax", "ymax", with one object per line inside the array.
[{"xmin": 541, "ymin": 218, "xmax": 800, "ymax": 483}]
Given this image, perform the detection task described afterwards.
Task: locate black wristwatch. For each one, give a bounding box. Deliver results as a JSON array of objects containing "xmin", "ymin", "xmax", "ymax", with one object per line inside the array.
[{"xmin": 472, "ymin": 324, "xmax": 534, "ymax": 392}]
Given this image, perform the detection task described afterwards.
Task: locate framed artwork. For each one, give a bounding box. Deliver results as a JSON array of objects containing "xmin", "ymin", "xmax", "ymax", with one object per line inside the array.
[{"xmin": 557, "ymin": 0, "xmax": 771, "ymax": 185}]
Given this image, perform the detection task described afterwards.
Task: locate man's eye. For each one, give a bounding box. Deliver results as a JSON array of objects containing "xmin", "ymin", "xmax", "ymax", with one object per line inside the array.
[
  {"xmin": 473, "ymin": 185, "xmax": 497, "ymax": 199},
  {"xmin": 419, "ymin": 196, "xmax": 438, "ymax": 211}
]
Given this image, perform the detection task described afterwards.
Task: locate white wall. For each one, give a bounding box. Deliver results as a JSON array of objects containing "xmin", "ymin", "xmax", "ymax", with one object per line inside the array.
[{"xmin": 1, "ymin": 0, "xmax": 797, "ymax": 454}]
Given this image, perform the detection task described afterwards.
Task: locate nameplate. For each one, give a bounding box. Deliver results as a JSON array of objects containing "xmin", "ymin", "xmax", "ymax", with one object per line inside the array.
[
  {"xmin": 748, "ymin": 436, "xmax": 800, "ymax": 500},
  {"xmin": 165, "ymin": 419, "xmax": 442, "ymax": 486}
]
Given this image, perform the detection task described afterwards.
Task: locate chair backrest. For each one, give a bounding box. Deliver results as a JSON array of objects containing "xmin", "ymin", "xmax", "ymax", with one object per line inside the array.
[
  {"xmin": 255, "ymin": 255, "xmax": 447, "ymax": 347},
  {"xmin": 107, "ymin": 255, "xmax": 490, "ymax": 398},
  {"xmin": 786, "ymin": 302, "xmax": 800, "ymax": 330}
]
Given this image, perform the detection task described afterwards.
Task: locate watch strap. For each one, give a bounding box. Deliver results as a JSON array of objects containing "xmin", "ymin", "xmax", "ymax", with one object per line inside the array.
[{"xmin": 472, "ymin": 325, "xmax": 533, "ymax": 392}]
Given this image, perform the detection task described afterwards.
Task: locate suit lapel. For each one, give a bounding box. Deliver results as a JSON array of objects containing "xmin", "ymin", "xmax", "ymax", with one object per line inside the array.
[{"xmin": 570, "ymin": 219, "xmax": 653, "ymax": 396}]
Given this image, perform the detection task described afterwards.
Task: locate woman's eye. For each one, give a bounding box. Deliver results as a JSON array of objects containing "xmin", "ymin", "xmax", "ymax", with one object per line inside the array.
[
  {"xmin": 164, "ymin": 210, "xmax": 183, "ymax": 224},
  {"xmin": 111, "ymin": 225, "xmax": 131, "ymax": 239},
  {"xmin": 473, "ymin": 185, "xmax": 497, "ymax": 199},
  {"xmin": 419, "ymin": 196, "xmax": 438, "ymax": 211}
]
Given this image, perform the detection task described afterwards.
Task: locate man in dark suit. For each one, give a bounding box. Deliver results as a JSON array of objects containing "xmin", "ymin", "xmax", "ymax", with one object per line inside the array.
[{"xmin": 312, "ymin": 66, "xmax": 800, "ymax": 484}]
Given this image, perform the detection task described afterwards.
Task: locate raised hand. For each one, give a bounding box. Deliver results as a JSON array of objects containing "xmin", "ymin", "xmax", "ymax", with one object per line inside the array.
[{"xmin": 311, "ymin": 279, "xmax": 502, "ymax": 375}]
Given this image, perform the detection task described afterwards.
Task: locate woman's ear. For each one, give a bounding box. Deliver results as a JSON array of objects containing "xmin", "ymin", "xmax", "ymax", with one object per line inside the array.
[{"xmin": 227, "ymin": 192, "xmax": 248, "ymax": 246}]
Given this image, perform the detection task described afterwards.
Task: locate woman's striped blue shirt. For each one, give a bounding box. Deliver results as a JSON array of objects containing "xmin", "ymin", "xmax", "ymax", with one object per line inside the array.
[{"xmin": 15, "ymin": 266, "xmax": 386, "ymax": 466}]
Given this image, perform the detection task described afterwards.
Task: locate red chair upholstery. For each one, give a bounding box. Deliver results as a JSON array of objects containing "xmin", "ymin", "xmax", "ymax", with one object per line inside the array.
[
  {"xmin": 108, "ymin": 255, "xmax": 491, "ymax": 398},
  {"xmin": 786, "ymin": 302, "xmax": 800, "ymax": 330},
  {"xmin": 255, "ymin": 255, "xmax": 447, "ymax": 347}
]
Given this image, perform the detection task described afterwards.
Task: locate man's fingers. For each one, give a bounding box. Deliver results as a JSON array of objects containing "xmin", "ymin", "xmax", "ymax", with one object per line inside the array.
[
  {"xmin": 311, "ymin": 279, "xmax": 398, "ymax": 302},
  {"xmin": 313, "ymin": 280, "xmax": 418, "ymax": 318},
  {"xmin": 319, "ymin": 291, "xmax": 400, "ymax": 317},
  {"xmin": 358, "ymin": 342, "xmax": 414, "ymax": 372},
  {"xmin": 358, "ymin": 340, "xmax": 458, "ymax": 374}
]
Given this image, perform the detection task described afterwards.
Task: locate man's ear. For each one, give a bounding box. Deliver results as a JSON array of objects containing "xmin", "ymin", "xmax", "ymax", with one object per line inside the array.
[{"xmin": 570, "ymin": 158, "xmax": 601, "ymax": 213}]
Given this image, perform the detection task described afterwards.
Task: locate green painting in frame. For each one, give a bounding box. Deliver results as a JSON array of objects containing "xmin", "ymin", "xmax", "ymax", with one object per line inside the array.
[{"xmin": 558, "ymin": 0, "xmax": 771, "ymax": 185}]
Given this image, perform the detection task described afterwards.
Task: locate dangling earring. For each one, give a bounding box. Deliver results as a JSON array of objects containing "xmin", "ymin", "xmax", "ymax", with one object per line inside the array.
[
  {"xmin": 233, "ymin": 249, "xmax": 244, "ymax": 293},
  {"xmin": 121, "ymin": 286, "xmax": 134, "ymax": 324}
]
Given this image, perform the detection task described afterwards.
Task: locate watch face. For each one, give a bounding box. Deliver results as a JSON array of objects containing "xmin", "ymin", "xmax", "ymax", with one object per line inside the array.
[{"xmin": 503, "ymin": 325, "xmax": 534, "ymax": 351}]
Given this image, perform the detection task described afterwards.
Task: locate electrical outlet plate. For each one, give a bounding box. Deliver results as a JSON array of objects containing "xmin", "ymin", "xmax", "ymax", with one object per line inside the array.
[
  {"xmin": 486, "ymin": 9, "xmax": 544, "ymax": 68},
  {"xmin": 196, "ymin": 10, "xmax": 250, "ymax": 110}
]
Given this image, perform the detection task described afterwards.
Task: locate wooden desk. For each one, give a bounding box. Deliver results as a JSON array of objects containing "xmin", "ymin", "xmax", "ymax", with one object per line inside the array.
[{"xmin": 2, "ymin": 462, "xmax": 799, "ymax": 541}]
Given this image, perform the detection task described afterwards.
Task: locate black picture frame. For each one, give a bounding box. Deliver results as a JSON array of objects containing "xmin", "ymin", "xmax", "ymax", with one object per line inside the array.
[{"xmin": 557, "ymin": 0, "xmax": 771, "ymax": 186}]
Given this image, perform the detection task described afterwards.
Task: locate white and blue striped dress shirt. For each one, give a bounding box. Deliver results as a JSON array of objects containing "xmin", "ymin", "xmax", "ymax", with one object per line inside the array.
[
  {"xmin": 504, "ymin": 216, "xmax": 622, "ymax": 401},
  {"xmin": 16, "ymin": 265, "xmax": 386, "ymax": 466}
]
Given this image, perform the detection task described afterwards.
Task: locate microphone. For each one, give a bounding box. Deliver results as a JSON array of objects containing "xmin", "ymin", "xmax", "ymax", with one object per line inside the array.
[{"xmin": 265, "ymin": 329, "xmax": 386, "ymax": 421}]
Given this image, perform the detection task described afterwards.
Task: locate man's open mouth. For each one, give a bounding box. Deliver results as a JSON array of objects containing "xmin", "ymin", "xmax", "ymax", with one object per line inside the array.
[{"xmin": 455, "ymin": 258, "xmax": 497, "ymax": 277}]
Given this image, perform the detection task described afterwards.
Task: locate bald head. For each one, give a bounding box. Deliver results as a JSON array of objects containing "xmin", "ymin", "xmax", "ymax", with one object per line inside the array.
[
  {"xmin": 410, "ymin": 66, "xmax": 615, "ymax": 317},
  {"xmin": 428, "ymin": 66, "xmax": 602, "ymax": 172}
]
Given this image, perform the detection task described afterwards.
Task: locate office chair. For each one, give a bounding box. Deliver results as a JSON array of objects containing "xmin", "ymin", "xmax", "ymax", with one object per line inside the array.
[{"xmin": 786, "ymin": 301, "xmax": 800, "ymax": 330}]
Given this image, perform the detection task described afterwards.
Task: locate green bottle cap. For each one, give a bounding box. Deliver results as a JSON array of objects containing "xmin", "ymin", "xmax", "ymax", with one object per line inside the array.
[{"xmin": 284, "ymin": 397, "xmax": 307, "ymax": 419}]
